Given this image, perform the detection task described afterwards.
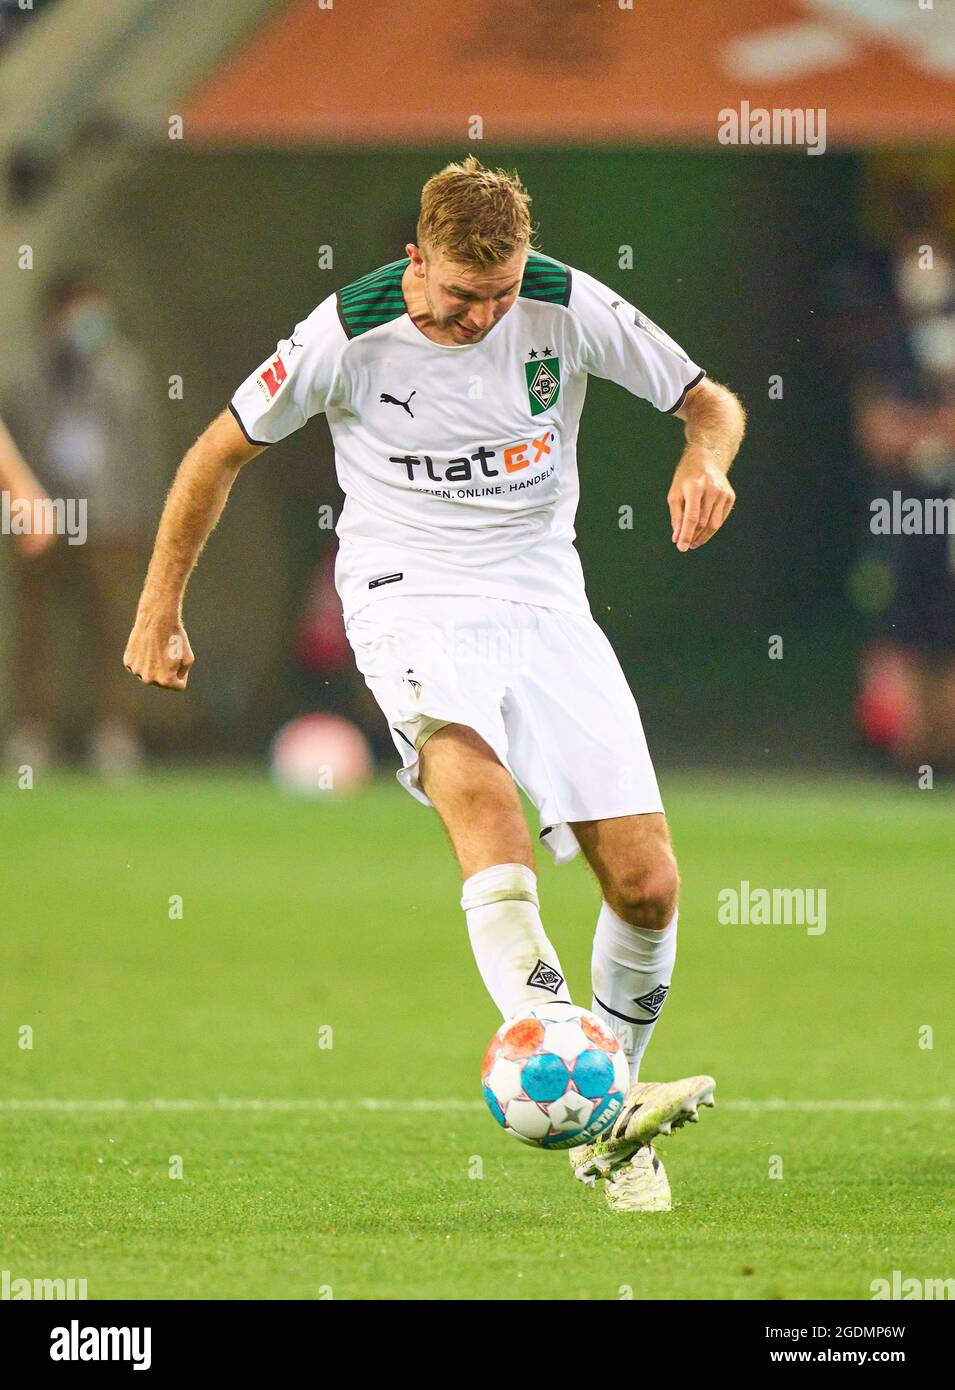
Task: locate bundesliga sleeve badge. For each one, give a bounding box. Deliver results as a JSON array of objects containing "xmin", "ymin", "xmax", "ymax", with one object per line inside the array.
[
  {"xmin": 524, "ymin": 349, "xmax": 561, "ymax": 416},
  {"xmin": 254, "ymin": 353, "xmax": 289, "ymax": 404}
]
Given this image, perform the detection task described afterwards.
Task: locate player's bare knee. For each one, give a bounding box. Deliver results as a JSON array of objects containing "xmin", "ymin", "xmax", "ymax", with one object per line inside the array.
[{"xmin": 607, "ymin": 853, "xmax": 679, "ymax": 931}]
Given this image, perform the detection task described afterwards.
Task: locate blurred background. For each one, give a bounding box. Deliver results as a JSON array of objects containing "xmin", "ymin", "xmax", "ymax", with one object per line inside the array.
[{"xmin": 1, "ymin": 0, "xmax": 954, "ymax": 778}]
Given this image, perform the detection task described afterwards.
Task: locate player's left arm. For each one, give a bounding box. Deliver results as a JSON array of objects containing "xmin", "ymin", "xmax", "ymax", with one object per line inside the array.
[{"xmin": 668, "ymin": 378, "xmax": 746, "ymax": 552}]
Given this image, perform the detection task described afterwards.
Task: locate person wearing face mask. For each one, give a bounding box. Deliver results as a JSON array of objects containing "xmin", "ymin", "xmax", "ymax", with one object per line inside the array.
[{"xmin": 1, "ymin": 270, "xmax": 163, "ymax": 775}]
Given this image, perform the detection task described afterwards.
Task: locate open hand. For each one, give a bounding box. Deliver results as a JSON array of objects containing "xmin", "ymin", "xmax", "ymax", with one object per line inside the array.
[{"xmin": 667, "ymin": 447, "xmax": 736, "ymax": 552}]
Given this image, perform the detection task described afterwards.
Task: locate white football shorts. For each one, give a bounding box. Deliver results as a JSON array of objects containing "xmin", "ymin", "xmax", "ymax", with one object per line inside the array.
[{"xmin": 345, "ymin": 594, "xmax": 664, "ymax": 864}]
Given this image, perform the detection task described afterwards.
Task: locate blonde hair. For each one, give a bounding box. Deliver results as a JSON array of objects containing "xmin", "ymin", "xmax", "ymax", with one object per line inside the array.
[{"xmin": 417, "ymin": 156, "xmax": 535, "ymax": 267}]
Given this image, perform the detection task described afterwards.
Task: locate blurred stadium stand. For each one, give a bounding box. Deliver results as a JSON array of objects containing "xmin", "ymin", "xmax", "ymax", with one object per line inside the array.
[
  {"xmin": 0, "ymin": 1, "xmax": 63, "ymax": 55},
  {"xmin": 2, "ymin": 0, "xmax": 954, "ymax": 770},
  {"xmin": 0, "ymin": 0, "xmax": 275, "ymax": 209}
]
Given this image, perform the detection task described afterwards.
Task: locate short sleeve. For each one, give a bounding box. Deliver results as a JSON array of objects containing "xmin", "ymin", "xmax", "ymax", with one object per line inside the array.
[
  {"xmin": 569, "ymin": 267, "xmax": 705, "ymax": 415},
  {"xmin": 229, "ymin": 293, "xmax": 347, "ymax": 446}
]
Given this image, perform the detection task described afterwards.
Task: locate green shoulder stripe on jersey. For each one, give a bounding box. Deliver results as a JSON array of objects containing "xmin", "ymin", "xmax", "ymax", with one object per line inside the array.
[
  {"xmin": 520, "ymin": 251, "xmax": 572, "ymax": 307},
  {"xmin": 336, "ymin": 251, "xmax": 570, "ymax": 337},
  {"xmin": 337, "ymin": 259, "xmax": 409, "ymax": 339}
]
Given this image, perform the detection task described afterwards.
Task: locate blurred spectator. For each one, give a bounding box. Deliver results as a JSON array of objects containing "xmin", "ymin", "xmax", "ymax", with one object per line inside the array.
[
  {"xmin": 840, "ymin": 178, "xmax": 955, "ymax": 772},
  {"xmin": 1, "ymin": 270, "xmax": 164, "ymax": 775}
]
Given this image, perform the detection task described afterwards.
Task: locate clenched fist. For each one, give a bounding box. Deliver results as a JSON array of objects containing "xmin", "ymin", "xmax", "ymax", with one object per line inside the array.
[{"xmin": 123, "ymin": 609, "xmax": 195, "ymax": 690}]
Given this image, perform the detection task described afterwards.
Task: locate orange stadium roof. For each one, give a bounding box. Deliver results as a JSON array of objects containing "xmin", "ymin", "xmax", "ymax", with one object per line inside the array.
[{"xmin": 183, "ymin": 0, "xmax": 955, "ymax": 148}]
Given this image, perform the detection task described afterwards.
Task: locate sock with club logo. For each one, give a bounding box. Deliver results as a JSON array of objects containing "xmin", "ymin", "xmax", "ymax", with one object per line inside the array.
[
  {"xmin": 591, "ymin": 900, "xmax": 677, "ymax": 1085},
  {"xmin": 462, "ymin": 862, "xmax": 573, "ymax": 1020}
]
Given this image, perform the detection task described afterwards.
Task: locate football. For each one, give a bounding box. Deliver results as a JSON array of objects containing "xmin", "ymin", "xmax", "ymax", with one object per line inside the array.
[
  {"xmin": 481, "ymin": 1003, "xmax": 630, "ymax": 1149},
  {"xmin": 269, "ymin": 713, "xmax": 373, "ymax": 796}
]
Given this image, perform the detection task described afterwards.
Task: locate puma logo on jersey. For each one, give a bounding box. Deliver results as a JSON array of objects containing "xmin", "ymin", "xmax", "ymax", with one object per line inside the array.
[{"xmin": 380, "ymin": 390, "xmax": 416, "ymax": 417}]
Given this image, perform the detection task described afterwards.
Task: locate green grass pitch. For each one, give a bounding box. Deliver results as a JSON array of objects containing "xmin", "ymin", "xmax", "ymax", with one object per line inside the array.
[{"xmin": 1, "ymin": 769, "xmax": 952, "ymax": 1300}]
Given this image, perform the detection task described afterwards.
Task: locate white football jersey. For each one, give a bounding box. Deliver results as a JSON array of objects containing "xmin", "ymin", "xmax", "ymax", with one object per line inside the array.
[{"xmin": 230, "ymin": 254, "xmax": 704, "ymax": 625}]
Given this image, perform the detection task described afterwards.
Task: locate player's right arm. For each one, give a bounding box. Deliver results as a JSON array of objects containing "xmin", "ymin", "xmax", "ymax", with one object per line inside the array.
[
  {"xmin": 0, "ymin": 413, "xmax": 56, "ymax": 559},
  {"xmin": 124, "ymin": 293, "xmax": 346, "ymax": 690},
  {"xmin": 123, "ymin": 409, "xmax": 265, "ymax": 689}
]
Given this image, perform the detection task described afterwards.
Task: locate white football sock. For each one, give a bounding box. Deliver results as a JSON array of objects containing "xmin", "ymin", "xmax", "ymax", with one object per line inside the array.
[
  {"xmin": 591, "ymin": 900, "xmax": 677, "ymax": 1085},
  {"xmin": 462, "ymin": 862, "xmax": 572, "ymax": 1019}
]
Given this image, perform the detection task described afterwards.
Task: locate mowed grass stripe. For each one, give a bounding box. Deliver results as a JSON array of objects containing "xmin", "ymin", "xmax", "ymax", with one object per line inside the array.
[{"xmin": 0, "ymin": 1096, "xmax": 951, "ymax": 1112}]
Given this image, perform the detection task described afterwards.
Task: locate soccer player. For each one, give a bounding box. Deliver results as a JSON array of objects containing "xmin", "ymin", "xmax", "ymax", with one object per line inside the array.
[{"xmin": 124, "ymin": 158, "xmax": 745, "ymax": 1212}]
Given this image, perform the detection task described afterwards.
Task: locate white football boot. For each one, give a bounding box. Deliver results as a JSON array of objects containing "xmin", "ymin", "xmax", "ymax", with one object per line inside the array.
[
  {"xmin": 570, "ymin": 1075, "xmax": 715, "ymax": 1188},
  {"xmin": 604, "ymin": 1146, "xmax": 671, "ymax": 1212}
]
